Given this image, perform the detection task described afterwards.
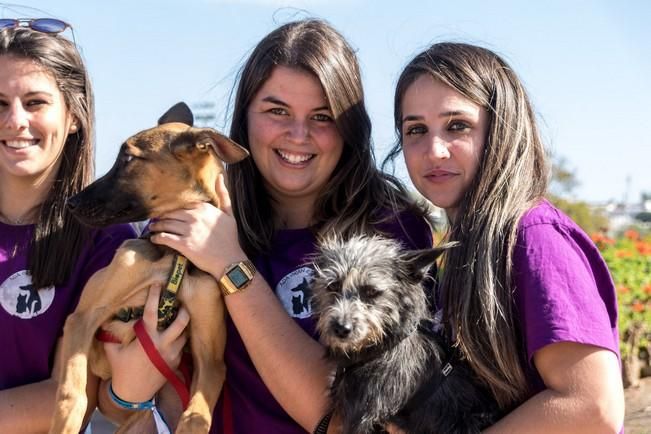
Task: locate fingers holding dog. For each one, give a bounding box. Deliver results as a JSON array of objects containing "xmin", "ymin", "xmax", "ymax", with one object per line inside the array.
[
  {"xmin": 142, "ymin": 281, "xmax": 162, "ymax": 329},
  {"xmin": 142, "ymin": 283, "xmax": 189, "ymax": 355},
  {"xmin": 163, "ymin": 306, "xmax": 190, "ymax": 348},
  {"xmin": 150, "ymin": 202, "xmax": 218, "ymax": 245},
  {"xmin": 150, "ymin": 202, "xmax": 246, "ymax": 279},
  {"xmin": 104, "ymin": 283, "xmax": 189, "ymax": 403}
]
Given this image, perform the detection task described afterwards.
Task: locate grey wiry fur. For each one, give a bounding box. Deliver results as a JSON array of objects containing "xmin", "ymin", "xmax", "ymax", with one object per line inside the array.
[{"xmin": 312, "ymin": 235, "xmax": 500, "ymax": 434}]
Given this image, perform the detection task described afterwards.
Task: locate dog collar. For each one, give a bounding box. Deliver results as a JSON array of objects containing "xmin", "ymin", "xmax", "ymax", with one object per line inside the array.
[
  {"xmin": 110, "ymin": 254, "xmax": 187, "ymax": 328},
  {"xmin": 157, "ymin": 254, "xmax": 188, "ymax": 329}
]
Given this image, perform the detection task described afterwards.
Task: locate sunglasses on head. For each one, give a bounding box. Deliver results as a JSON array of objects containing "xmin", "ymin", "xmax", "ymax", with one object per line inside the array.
[{"xmin": 0, "ymin": 18, "xmax": 71, "ymax": 34}]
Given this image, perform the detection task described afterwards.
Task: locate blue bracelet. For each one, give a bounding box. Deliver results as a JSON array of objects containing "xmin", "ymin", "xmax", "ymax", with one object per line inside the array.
[{"xmin": 108, "ymin": 381, "xmax": 156, "ymax": 410}]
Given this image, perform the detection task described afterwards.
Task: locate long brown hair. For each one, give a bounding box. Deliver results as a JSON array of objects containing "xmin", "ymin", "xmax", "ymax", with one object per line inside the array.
[
  {"xmin": 0, "ymin": 27, "xmax": 94, "ymax": 289},
  {"xmin": 385, "ymin": 42, "xmax": 549, "ymax": 409},
  {"xmin": 227, "ymin": 19, "xmax": 423, "ymax": 256}
]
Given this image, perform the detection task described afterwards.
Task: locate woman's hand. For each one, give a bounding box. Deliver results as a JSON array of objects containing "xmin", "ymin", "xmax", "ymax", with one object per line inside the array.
[
  {"xmin": 104, "ymin": 283, "xmax": 189, "ymax": 403},
  {"xmin": 149, "ymin": 174, "xmax": 246, "ymax": 279}
]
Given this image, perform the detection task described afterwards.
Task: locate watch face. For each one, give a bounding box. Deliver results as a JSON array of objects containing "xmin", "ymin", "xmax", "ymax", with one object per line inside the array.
[{"xmin": 227, "ymin": 267, "xmax": 249, "ymax": 289}]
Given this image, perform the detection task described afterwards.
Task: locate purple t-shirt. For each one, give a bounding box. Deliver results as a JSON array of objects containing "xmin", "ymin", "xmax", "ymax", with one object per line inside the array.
[
  {"xmin": 512, "ymin": 199, "xmax": 620, "ymax": 393},
  {"xmin": 0, "ymin": 221, "xmax": 135, "ymax": 390},
  {"xmin": 210, "ymin": 211, "xmax": 433, "ymax": 434}
]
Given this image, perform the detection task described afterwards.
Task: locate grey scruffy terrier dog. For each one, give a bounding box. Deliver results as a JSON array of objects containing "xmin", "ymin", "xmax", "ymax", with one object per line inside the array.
[{"xmin": 311, "ymin": 235, "xmax": 500, "ymax": 434}]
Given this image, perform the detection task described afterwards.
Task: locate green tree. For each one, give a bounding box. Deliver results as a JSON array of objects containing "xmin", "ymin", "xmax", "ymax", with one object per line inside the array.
[
  {"xmin": 635, "ymin": 212, "xmax": 651, "ymax": 223},
  {"xmin": 546, "ymin": 155, "xmax": 609, "ymax": 234}
]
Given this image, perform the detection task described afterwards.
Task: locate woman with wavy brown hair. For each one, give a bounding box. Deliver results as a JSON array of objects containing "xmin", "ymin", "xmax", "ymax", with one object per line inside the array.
[{"xmin": 147, "ymin": 19, "xmax": 432, "ymax": 433}]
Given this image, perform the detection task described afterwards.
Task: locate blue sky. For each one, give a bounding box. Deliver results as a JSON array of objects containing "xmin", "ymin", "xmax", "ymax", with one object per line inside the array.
[{"xmin": 6, "ymin": 0, "xmax": 650, "ymax": 203}]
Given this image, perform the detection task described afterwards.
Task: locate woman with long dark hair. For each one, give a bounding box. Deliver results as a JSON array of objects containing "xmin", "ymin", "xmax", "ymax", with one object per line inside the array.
[
  {"xmin": 0, "ymin": 21, "xmax": 134, "ymax": 432},
  {"xmin": 146, "ymin": 19, "xmax": 433, "ymax": 433},
  {"xmin": 386, "ymin": 42, "xmax": 624, "ymax": 433}
]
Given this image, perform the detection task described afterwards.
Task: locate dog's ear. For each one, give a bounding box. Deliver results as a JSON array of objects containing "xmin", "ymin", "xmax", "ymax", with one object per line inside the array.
[
  {"xmin": 402, "ymin": 242, "xmax": 459, "ymax": 282},
  {"xmin": 158, "ymin": 102, "xmax": 194, "ymax": 126},
  {"xmin": 202, "ymin": 130, "xmax": 250, "ymax": 164}
]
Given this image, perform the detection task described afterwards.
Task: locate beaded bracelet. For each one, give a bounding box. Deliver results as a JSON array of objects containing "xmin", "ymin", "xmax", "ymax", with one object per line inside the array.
[{"xmin": 108, "ymin": 381, "xmax": 156, "ymax": 410}]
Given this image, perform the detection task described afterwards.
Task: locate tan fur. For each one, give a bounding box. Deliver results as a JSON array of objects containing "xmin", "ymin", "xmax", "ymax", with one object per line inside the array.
[{"xmin": 50, "ymin": 116, "xmax": 248, "ymax": 434}]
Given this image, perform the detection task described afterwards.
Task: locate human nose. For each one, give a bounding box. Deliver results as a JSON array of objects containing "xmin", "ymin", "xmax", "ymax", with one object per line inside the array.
[
  {"xmin": 2, "ymin": 101, "xmax": 30, "ymax": 131},
  {"xmin": 427, "ymin": 137, "xmax": 450, "ymax": 160},
  {"xmin": 286, "ymin": 118, "xmax": 309, "ymax": 143}
]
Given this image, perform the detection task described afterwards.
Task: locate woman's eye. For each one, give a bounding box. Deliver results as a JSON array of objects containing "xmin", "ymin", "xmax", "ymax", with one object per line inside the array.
[
  {"xmin": 405, "ymin": 125, "xmax": 427, "ymax": 136},
  {"xmin": 312, "ymin": 113, "xmax": 333, "ymax": 122},
  {"xmin": 449, "ymin": 121, "xmax": 471, "ymax": 132},
  {"xmin": 269, "ymin": 107, "xmax": 288, "ymax": 116},
  {"xmin": 26, "ymin": 99, "xmax": 48, "ymax": 109}
]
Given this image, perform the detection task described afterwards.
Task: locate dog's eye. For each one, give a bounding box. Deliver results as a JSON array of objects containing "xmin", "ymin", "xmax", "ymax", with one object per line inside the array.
[
  {"xmin": 326, "ymin": 282, "xmax": 341, "ymax": 293},
  {"xmin": 121, "ymin": 154, "xmax": 144, "ymax": 164},
  {"xmin": 359, "ymin": 285, "xmax": 380, "ymax": 299}
]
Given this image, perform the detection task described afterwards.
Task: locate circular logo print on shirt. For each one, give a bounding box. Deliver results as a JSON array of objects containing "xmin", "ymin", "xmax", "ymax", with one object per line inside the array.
[
  {"xmin": 0, "ymin": 270, "xmax": 55, "ymax": 319},
  {"xmin": 275, "ymin": 267, "xmax": 314, "ymax": 319}
]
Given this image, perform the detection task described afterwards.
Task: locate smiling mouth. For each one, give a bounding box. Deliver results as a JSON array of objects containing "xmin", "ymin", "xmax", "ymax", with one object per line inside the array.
[
  {"xmin": 2, "ymin": 139, "xmax": 39, "ymax": 149},
  {"xmin": 275, "ymin": 149, "xmax": 315, "ymax": 165}
]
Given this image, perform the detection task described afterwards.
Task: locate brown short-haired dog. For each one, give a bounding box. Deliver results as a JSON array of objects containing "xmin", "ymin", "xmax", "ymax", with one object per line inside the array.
[{"xmin": 50, "ymin": 103, "xmax": 248, "ymax": 434}]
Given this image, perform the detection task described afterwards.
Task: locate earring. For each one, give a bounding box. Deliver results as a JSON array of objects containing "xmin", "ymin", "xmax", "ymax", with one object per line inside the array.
[{"xmin": 70, "ymin": 124, "xmax": 78, "ymax": 133}]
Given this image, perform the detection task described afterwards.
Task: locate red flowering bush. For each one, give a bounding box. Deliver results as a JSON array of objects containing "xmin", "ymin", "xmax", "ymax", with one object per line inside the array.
[{"xmin": 595, "ymin": 229, "xmax": 651, "ymax": 386}]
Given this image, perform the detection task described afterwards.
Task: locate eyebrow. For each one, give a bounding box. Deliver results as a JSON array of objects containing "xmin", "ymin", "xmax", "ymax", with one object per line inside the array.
[
  {"xmin": 261, "ymin": 96, "xmax": 288, "ymax": 106},
  {"xmin": 402, "ymin": 110, "xmax": 474, "ymax": 124},
  {"xmin": 260, "ymin": 95, "xmax": 330, "ymax": 112},
  {"xmin": 0, "ymin": 91, "xmax": 55, "ymax": 98}
]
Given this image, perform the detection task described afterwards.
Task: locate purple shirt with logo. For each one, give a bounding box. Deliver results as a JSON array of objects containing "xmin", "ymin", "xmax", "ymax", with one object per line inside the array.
[
  {"xmin": 0, "ymin": 221, "xmax": 135, "ymax": 390},
  {"xmin": 210, "ymin": 211, "xmax": 433, "ymax": 433}
]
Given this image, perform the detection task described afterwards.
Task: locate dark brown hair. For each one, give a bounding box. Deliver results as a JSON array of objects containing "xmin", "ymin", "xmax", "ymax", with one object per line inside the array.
[
  {"xmin": 0, "ymin": 27, "xmax": 95, "ymax": 289},
  {"xmin": 227, "ymin": 19, "xmax": 423, "ymax": 256},
  {"xmin": 385, "ymin": 42, "xmax": 549, "ymax": 409}
]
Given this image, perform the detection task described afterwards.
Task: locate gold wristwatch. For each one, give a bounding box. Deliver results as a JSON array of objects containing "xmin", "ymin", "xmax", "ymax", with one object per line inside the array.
[{"xmin": 219, "ymin": 260, "xmax": 256, "ymax": 296}]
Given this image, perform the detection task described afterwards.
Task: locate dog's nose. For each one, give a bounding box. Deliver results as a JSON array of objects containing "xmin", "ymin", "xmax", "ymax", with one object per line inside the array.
[{"xmin": 333, "ymin": 321, "xmax": 352, "ymax": 339}]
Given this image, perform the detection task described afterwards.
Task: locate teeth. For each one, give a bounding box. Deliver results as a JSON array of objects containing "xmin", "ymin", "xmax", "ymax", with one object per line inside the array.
[
  {"xmin": 276, "ymin": 150, "xmax": 314, "ymax": 164},
  {"xmin": 4, "ymin": 140, "xmax": 36, "ymax": 149}
]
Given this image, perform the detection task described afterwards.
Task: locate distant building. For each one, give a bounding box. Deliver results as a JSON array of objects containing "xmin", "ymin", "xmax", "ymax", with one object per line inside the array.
[
  {"xmin": 192, "ymin": 101, "xmax": 217, "ymax": 127},
  {"xmin": 592, "ymin": 195, "xmax": 651, "ymax": 233}
]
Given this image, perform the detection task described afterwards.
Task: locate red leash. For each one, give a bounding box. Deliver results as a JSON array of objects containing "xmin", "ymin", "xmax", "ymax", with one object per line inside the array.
[
  {"xmin": 95, "ymin": 329, "xmax": 122, "ymax": 344},
  {"xmin": 95, "ymin": 255, "xmax": 193, "ymax": 410},
  {"xmin": 134, "ymin": 319, "xmax": 191, "ymax": 409},
  {"xmin": 95, "ymin": 324, "xmax": 192, "ymax": 410}
]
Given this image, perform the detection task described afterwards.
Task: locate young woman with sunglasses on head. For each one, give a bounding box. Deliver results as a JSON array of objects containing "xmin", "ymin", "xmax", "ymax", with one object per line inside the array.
[
  {"xmin": 384, "ymin": 42, "xmax": 624, "ymax": 433},
  {"xmin": 137, "ymin": 19, "xmax": 433, "ymax": 433},
  {"xmin": 0, "ymin": 23, "xmax": 136, "ymax": 432}
]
